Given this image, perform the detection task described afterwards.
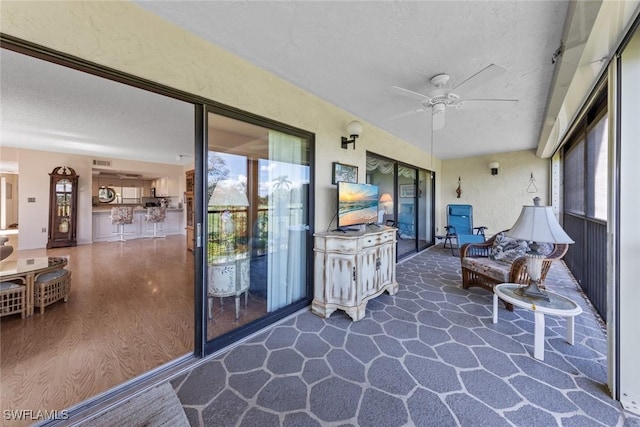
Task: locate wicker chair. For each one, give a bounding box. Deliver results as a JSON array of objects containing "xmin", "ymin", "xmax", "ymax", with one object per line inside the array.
[
  {"xmin": 459, "ymin": 231, "xmax": 569, "ymax": 311},
  {"xmin": 34, "ymin": 269, "xmax": 71, "ymax": 314}
]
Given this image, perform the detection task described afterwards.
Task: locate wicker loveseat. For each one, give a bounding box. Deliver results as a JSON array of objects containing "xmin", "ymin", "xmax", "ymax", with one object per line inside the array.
[{"xmin": 459, "ymin": 231, "xmax": 569, "ymax": 310}]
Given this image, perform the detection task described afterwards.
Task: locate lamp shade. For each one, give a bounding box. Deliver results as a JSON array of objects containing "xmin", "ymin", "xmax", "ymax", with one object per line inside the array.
[
  {"xmin": 208, "ymin": 180, "xmax": 249, "ymax": 207},
  {"xmin": 505, "ymin": 205, "xmax": 574, "ymax": 244},
  {"xmin": 379, "ymin": 193, "xmax": 393, "ymax": 203}
]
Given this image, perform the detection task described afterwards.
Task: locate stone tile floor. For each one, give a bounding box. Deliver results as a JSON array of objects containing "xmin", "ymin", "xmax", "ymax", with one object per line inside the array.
[{"xmin": 171, "ymin": 245, "xmax": 640, "ymax": 426}]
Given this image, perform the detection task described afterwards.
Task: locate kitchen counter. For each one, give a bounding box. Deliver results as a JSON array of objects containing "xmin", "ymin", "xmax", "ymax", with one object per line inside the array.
[{"xmin": 92, "ymin": 208, "xmax": 184, "ymax": 242}]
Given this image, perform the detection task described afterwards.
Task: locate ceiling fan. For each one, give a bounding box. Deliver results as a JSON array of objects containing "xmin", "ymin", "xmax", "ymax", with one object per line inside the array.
[{"xmin": 390, "ymin": 64, "xmax": 518, "ymax": 130}]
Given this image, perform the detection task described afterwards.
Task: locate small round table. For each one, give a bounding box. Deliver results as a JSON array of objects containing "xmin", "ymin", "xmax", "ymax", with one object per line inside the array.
[{"xmin": 493, "ymin": 283, "xmax": 583, "ymax": 361}]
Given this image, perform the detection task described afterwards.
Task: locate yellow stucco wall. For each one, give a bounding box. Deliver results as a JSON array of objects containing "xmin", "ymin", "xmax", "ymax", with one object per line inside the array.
[
  {"xmin": 441, "ymin": 150, "xmax": 549, "ymax": 236},
  {"xmin": 1, "ymin": 0, "xmax": 440, "ymax": 232}
]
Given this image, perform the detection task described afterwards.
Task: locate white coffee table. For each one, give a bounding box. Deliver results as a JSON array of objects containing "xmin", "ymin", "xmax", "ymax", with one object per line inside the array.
[{"xmin": 493, "ymin": 283, "xmax": 583, "ymax": 361}]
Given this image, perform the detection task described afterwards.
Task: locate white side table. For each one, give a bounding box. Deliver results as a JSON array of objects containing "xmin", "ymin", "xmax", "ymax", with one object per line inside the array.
[{"xmin": 493, "ymin": 283, "xmax": 583, "ymax": 361}]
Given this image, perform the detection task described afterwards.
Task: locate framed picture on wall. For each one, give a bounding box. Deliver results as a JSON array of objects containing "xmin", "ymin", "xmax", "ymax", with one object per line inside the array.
[
  {"xmin": 400, "ymin": 184, "xmax": 415, "ymax": 198},
  {"xmin": 332, "ymin": 162, "xmax": 358, "ymax": 184}
]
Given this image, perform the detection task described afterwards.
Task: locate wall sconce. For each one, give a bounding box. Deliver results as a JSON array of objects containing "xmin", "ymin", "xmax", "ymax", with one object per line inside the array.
[
  {"xmin": 488, "ymin": 162, "xmax": 500, "ymax": 175},
  {"xmin": 341, "ymin": 120, "xmax": 363, "ymax": 150}
]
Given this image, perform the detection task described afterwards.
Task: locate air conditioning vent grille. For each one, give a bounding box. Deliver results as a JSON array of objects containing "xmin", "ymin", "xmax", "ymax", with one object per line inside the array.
[{"xmin": 93, "ymin": 159, "xmax": 112, "ymax": 167}]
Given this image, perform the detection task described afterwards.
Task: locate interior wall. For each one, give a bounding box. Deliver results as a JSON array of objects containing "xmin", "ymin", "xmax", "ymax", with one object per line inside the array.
[
  {"xmin": 18, "ymin": 149, "xmax": 93, "ymax": 249},
  {"xmin": 0, "ymin": 173, "xmax": 19, "ymax": 227},
  {"xmin": 0, "ymin": 1, "xmax": 442, "ymax": 234},
  {"xmin": 440, "ymin": 150, "xmax": 549, "ymax": 236}
]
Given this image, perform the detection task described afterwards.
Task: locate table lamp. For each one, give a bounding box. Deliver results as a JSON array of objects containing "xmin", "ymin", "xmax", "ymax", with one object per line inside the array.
[
  {"xmin": 379, "ymin": 193, "xmax": 393, "ymax": 214},
  {"xmin": 505, "ymin": 197, "xmax": 574, "ymax": 301},
  {"xmin": 208, "ymin": 180, "xmax": 249, "ymax": 255}
]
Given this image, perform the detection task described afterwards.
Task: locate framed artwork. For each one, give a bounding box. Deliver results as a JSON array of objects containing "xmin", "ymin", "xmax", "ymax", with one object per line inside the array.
[
  {"xmin": 332, "ymin": 162, "xmax": 358, "ymax": 184},
  {"xmin": 399, "ymin": 184, "xmax": 415, "ymax": 198}
]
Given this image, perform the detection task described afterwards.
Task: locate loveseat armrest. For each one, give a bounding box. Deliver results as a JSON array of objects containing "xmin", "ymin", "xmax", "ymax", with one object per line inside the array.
[{"xmin": 547, "ymin": 243, "xmax": 569, "ymax": 260}]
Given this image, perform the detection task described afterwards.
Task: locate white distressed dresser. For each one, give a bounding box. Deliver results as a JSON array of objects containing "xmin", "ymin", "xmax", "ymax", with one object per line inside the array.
[{"xmin": 313, "ymin": 226, "xmax": 397, "ymax": 321}]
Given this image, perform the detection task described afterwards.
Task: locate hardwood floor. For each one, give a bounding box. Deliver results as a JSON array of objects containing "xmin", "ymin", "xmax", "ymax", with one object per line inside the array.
[{"xmin": 1, "ymin": 236, "xmax": 194, "ymax": 426}]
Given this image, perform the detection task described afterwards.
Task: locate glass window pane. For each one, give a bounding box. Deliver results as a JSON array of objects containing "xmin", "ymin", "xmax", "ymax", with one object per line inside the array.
[
  {"xmin": 206, "ymin": 113, "xmax": 310, "ymax": 341},
  {"xmin": 586, "ymin": 115, "xmax": 608, "ymax": 221},
  {"xmin": 564, "ymin": 140, "xmax": 585, "ymax": 215}
]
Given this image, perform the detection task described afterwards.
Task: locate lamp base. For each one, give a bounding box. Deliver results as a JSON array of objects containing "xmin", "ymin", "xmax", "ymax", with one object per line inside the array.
[{"xmin": 514, "ymin": 280, "xmax": 550, "ymax": 302}]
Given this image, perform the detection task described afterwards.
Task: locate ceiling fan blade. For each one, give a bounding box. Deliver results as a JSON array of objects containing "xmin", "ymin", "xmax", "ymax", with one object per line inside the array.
[
  {"xmin": 432, "ymin": 111, "xmax": 445, "ymax": 130},
  {"xmin": 458, "ymin": 99, "xmax": 518, "ymax": 109},
  {"xmin": 390, "ymin": 86, "xmax": 431, "ymax": 102},
  {"xmin": 452, "ymin": 64, "xmax": 507, "ymax": 95},
  {"xmin": 386, "ymin": 108, "xmax": 426, "ymax": 122}
]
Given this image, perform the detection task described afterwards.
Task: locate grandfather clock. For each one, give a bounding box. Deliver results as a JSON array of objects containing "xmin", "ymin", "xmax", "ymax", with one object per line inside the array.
[{"xmin": 47, "ymin": 166, "xmax": 79, "ymax": 248}]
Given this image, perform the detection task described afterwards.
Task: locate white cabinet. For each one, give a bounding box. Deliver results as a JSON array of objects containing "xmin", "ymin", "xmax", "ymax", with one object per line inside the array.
[
  {"xmin": 152, "ymin": 175, "xmax": 179, "ymax": 197},
  {"xmin": 164, "ymin": 210, "xmax": 183, "ymax": 234},
  {"xmin": 141, "ymin": 180, "xmax": 152, "ymax": 197},
  {"xmin": 167, "ymin": 175, "xmax": 179, "ymax": 197},
  {"xmin": 99, "ymin": 177, "xmax": 121, "ymax": 188},
  {"xmin": 92, "ymin": 212, "xmax": 119, "ymax": 241},
  {"xmin": 313, "ymin": 226, "xmax": 397, "ymax": 321}
]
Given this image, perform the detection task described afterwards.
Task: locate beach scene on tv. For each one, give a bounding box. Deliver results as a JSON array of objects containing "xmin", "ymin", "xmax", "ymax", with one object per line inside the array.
[{"xmin": 338, "ymin": 182, "xmax": 379, "ymax": 227}]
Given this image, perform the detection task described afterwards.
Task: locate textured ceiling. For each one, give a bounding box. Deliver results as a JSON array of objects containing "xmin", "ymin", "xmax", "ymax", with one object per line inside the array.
[
  {"xmin": 0, "ymin": 1, "xmax": 570, "ymax": 166},
  {"xmin": 0, "ymin": 48, "xmax": 195, "ymax": 167},
  {"xmin": 134, "ymin": 0, "xmax": 569, "ymax": 159}
]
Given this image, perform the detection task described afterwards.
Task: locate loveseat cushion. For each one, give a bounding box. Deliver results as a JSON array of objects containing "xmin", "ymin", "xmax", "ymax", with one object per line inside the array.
[
  {"xmin": 461, "ymin": 257, "xmax": 512, "ymax": 283},
  {"xmin": 489, "ymin": 232, "xmax": 529, "ymax": 262}
]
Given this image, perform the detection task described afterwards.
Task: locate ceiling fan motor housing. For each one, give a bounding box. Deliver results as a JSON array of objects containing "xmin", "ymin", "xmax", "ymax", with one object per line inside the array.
[{"xmin": 432, "ymin": 103, "xmax": 446, "ymax": 115}]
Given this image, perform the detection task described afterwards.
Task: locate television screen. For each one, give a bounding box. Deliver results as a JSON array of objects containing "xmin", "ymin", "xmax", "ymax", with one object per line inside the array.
[{"xmin": 337, "ymin": 182, "xmax": 379, "ymax": 228}]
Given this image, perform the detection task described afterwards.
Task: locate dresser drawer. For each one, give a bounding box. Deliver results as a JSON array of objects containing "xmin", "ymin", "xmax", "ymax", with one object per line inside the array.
[
  {"xmin": 361, "ymin": 230, "xmax": 394, "ymax": 249},
  {"xmin": 324, "ymin": 237, "xmax": 359, "ymax": 252}
]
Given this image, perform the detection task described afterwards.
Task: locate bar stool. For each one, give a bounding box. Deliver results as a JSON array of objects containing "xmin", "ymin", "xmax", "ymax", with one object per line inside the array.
[
  {"xmin": 145, "ymin": 206, "xmax": 167, "ymax": 238},
  {"xmin": 111, "ymin": 206, "xmax": 134, "ymax": 242}
]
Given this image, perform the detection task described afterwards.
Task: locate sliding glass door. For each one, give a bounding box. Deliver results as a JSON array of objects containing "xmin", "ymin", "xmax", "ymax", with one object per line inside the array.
[
  {"xmin": 204, "ymin": 111, "xmax": 312, "ymax": 347},
  {"xmin": 397, "ymin": 165, "xmax": 418, "ymax": 258},
  {"xmin": 417, "ymin": 169, "xmax": 434, "ymax": 252},
  {"xmin": 366, "ymin": 153, "xmax": 435, "ymax": 259}
]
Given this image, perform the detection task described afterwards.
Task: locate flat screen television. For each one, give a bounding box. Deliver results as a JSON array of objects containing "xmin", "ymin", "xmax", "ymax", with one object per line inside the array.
[{"xmin": 337, "ymin": 181, "xmax": 379, "ymax": 229}]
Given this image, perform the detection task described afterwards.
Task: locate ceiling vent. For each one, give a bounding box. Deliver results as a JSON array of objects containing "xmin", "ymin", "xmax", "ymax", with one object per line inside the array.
[{"xmin": 92, "ymin": 159, "xmax": 112, "ymax": 167}]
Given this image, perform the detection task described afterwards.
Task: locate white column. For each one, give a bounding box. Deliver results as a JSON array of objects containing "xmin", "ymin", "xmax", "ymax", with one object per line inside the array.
[{"xmin": 616, "ymin": 27, "xmax": 640, "ymax": 416}]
